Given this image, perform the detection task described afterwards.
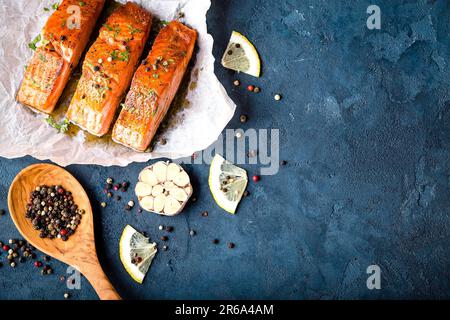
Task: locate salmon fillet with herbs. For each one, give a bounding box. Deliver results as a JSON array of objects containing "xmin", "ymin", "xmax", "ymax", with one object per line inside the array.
[
  {"xmin": 16, "ymin": 0, "xmax": 106, "ymax": 114},
  {"xmin": 66, "ymin": 2, "xmax": 152, "ymax": 137},
  {"xmin": 112, "ymin": 21, "xmax": 197, "ymax": 152},
  {"xmin": 67, "ymin": 2, "xmax": 152, "ymax": 136}
]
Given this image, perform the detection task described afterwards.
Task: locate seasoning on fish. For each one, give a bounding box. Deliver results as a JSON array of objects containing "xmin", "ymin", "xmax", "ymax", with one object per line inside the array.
[
  {"xmin": 16, "ymin": 0, "xmax": 106, "ymax": 114},
  {"xmin": 66, "ymin": 2, "xmax": 152, "ymax": 136},
  {"xmin": 112, "ymin": 21, "xmax": 197, "ymax": 151}
]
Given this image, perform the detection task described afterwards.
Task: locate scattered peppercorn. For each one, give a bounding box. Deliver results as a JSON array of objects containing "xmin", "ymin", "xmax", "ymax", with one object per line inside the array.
[
  {"xmin": 115, "ymin": 195, "xmax": 121, "ymax": 201},
  {"xmin": 166, "ymin": 226, "xmax": 174, "ymax": 232},
  {"xmin": 125, "ymin": 205, "xmax": 132, "ymax": 211},
  {"xmin": 212, "ymin": 239, "xmax": 219, "ymax": 244},
  {"xmin": 243, "ymin": 190, "xmax": 250, "ymax": 197},
  {"xmin": 0, "ymin": 209, "xmax": 5, "ymax": 216},
  {"xmin": 228, "ymin": 242, "xmax": 235, "ymax": 249},
  {"xmin": 60, "ymin": 35, "xmax": 67, "ymax": 41},
  {"xmin": 280, "ymin": 160, "xmax": 287, "ymax": 166},
  {"xmin": 93, "ymin": 65, "xmax": 100, "ymax": 72},
  {"xmin": 160, "ymin": 236, "xmax": 168, "ymax": 241}
]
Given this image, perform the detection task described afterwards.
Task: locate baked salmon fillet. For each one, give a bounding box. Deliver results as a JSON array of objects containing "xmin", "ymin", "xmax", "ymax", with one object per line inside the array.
[
  {"xmin": 112, "ymin": 21, "xmax": 197, "ymax": 151},
  {"xmin": 66, "ymin": 2, "xmax": 152, "ymax": 136},
  {"xmin": 16, "ymin": 0, "xmax": 105, "ymax": 114}
]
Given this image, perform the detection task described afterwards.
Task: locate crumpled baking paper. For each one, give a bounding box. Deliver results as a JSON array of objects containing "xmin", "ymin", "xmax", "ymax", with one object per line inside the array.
[{"xmin": 0, "ymin": 0, "xmax": 235, "ymax": 166}]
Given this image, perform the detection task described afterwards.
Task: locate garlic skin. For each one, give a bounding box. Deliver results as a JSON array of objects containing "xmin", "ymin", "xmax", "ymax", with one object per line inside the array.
[{"xmin": 135, "ymin": 161, "xmax": 193, "ymax": 216}]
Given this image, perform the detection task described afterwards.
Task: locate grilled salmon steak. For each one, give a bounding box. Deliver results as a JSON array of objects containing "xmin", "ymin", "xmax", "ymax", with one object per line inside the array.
[
  {"xmin": 16, "ymin": 0, "xmax": 105, "ymax": 114},
  {"xmin": 66, "ymin": 2, "xmax": 152, "ymax": 136},
  {"xmin": 112, "ymin": 21, "xmax": 197, "ymax": 151}
]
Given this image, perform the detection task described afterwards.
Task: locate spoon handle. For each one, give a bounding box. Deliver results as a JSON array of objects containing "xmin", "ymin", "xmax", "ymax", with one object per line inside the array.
[{"xmin": 80, "ymin": 261, "xmax": 121, "ymax": 300}]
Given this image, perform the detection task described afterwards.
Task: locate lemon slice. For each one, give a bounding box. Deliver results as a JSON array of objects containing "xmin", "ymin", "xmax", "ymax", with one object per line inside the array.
[
  {"xmin": 221, "ymin": 31, "xmax": 261, "ymax": 77},
  {"xmin": 209, "ymin": 154, "xmax": 248, "ymax": 214},
  {"xmin": 119, "ymin": 225, "xmax": 157, "ymax": 284}
]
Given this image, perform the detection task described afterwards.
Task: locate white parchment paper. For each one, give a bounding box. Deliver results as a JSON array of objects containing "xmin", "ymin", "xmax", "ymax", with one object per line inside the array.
[{"xmin": 0, "ymin": 0, "xmax": 235, "ymax": 166}]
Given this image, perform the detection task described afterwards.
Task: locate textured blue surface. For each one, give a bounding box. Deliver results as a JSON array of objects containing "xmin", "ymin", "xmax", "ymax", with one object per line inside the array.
[{"xmin": 1, "ymin": 0, "xmax": 450, "ymax": 299}]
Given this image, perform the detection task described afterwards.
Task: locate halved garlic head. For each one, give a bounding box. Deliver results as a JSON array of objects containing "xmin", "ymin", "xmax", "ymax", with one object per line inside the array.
[{"xmin": 136, "ymin": 161, "xmax": 193, "ymax": 216}]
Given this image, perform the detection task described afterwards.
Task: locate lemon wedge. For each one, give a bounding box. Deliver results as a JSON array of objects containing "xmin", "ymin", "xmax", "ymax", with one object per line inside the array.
[
  {"xmin": 209, "ymin": 154, "xmax": 248, "ymax": 214},
  {"xmin": 221, "ymin": 31, "xmax": 261, "ymax": 77},
  {"xmin": 119, "ymin": 225, "xmax": 157, "ymax": 284}
]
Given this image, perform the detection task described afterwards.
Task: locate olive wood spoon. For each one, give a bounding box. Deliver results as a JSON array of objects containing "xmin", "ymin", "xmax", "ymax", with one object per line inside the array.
[{"xmin": 8, "ymin": 163, "xmax": 121, "ymax": 300}]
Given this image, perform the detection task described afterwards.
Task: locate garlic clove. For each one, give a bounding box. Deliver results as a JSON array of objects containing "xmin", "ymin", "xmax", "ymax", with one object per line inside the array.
[
  {"xmin": 173, "ymin": 170, "xmax": 190, "ymax": 187},
  {"xmin": 153, "ymin": 161, "xmax": 168, "ymax": 183},
  {"xmin": 153, "ymin": 193, "xmax": 166, "ymax": 212},
  {"xmin": 135, "ymin": 182, "xmax": 152, "ymax": 197},
  {"xmin": 170, "ymin": 187, "xmax": 188, "ymax": 202},
  {"xmin": 151, "ymin": 184, "xmax": 164, "ymax": 197},
  {"xmin": 167, "ymin": 163, "xmax": 181, "ymax": 181},
  {"xmin": 140, "ymin": 196, "xmax": 154, "ymax": 211},
  {"xmin": 140, "ymin": 168, "xmax": 158, "ymax": 186}
]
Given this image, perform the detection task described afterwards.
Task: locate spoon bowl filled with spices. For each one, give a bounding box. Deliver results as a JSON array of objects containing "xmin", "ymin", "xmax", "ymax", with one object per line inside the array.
[{"xmin": 7, "ymin": 163, "xmax": 120, "ymax": 300}]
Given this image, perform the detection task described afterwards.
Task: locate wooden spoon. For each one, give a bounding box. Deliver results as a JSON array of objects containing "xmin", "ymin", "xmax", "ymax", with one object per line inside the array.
[{"xmin": 8, "ymin": 163, "xmax": 121, "ymax": 300}]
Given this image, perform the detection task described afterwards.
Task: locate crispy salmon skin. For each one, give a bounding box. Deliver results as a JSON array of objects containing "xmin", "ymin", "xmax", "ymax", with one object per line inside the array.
[
  {"xmin": 16, "ymin": 0, "xmax": 105, "ymax": 114},
  {"xmin": 112, "ymin": 21, "xmax": 197, "ymax": 151},
  {"xmin": 66, "ymin": 2, "xmax": 152, "ymax": 136}
]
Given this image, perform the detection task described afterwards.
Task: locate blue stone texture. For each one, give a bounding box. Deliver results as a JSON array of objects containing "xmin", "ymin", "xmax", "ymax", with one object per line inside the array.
[{"xmin": 0, "ymin": 0, "xmax": 449, "ymax": 299}]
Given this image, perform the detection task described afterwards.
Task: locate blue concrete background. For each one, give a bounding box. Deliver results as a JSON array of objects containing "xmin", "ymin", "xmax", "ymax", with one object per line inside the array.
[{"xmin": 1, "ymin": 0, "xmax": 450, "ymax": 299}]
